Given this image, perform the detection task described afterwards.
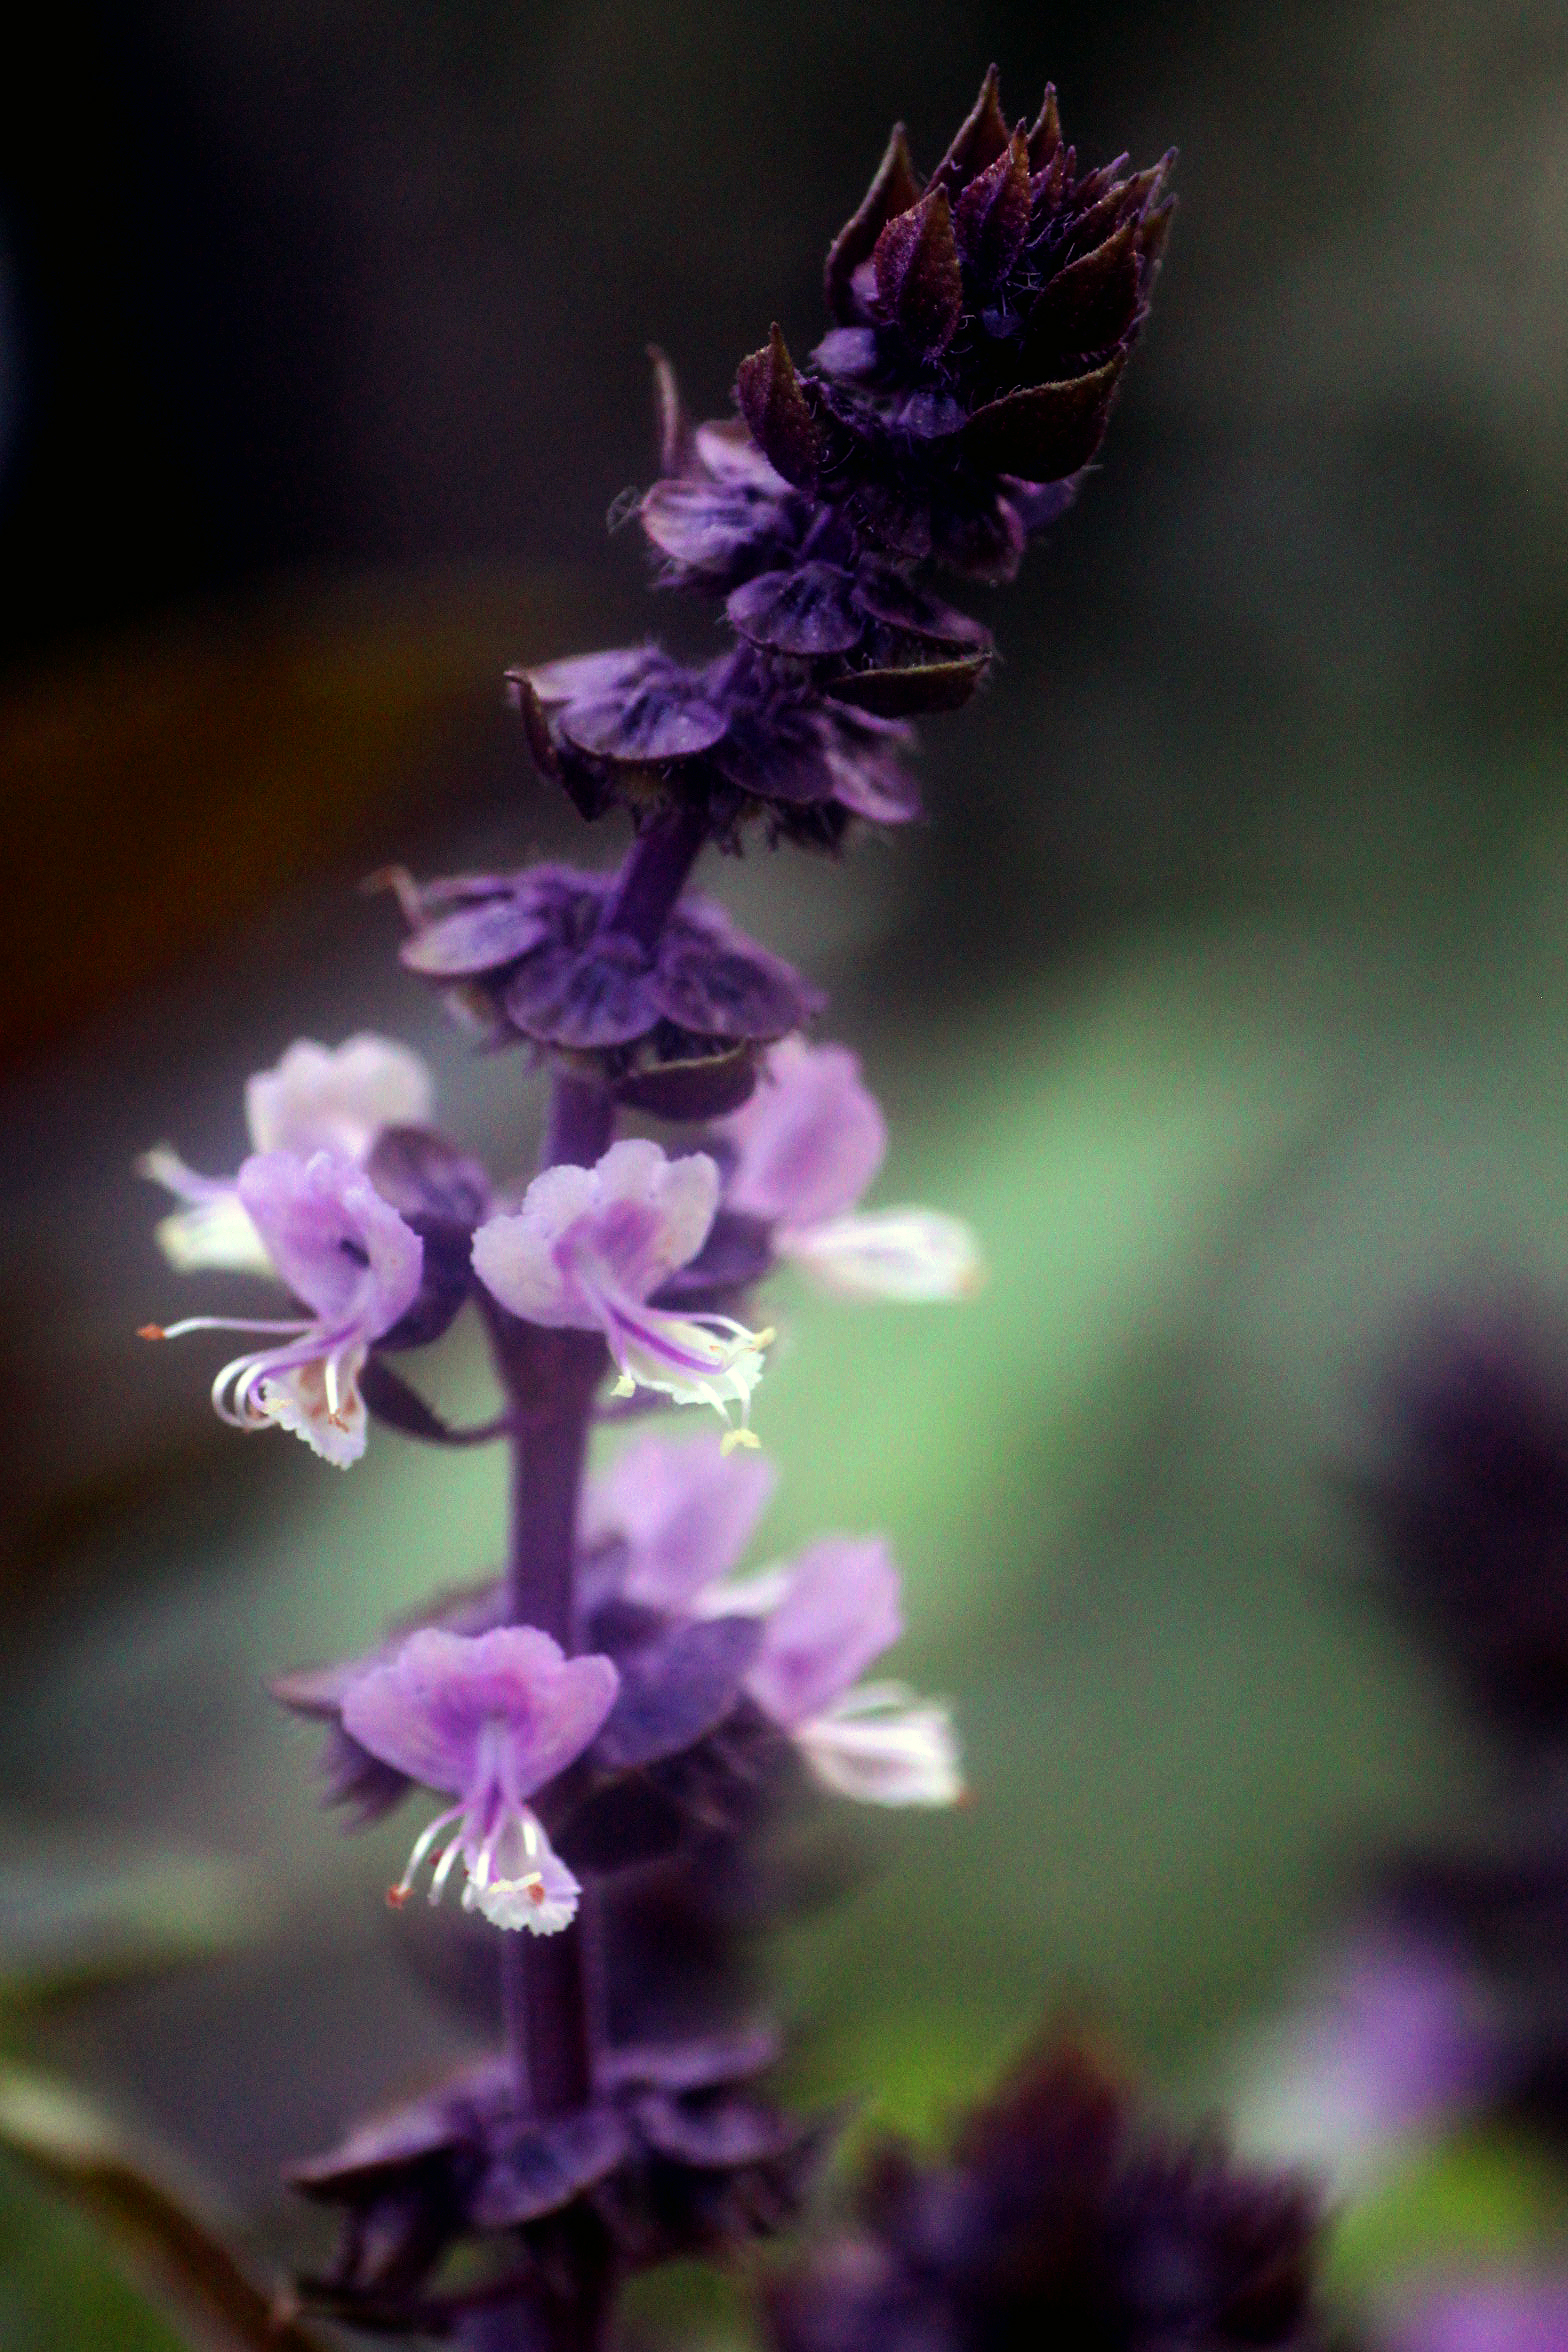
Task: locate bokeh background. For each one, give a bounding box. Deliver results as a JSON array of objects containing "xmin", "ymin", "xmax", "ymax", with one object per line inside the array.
[{"xmin": 4, "ymin": 1, "xmax": 1568, "ymax": 2342}]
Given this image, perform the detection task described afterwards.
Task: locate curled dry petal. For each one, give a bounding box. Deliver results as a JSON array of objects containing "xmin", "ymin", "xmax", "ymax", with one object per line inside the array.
[
  {"xmin": 828, "ymin": 656, "xmax": 988, "ymax": 718},
  {"xmin": 725, "ymin": 564, "xmax": 864, "ymax": 657}
]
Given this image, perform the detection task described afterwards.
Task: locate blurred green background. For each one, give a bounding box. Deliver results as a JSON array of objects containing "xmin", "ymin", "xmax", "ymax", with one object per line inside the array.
[{"xmin": 3, "ymin": 0, "xmax": 1568, "ymax": 2342}]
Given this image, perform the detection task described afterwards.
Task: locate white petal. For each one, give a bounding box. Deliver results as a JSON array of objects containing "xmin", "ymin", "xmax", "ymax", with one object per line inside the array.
[
  {"xmin": 472, "ymin": 1162, "xmax": 600, "ymax": 1325},
  {"xmin": 256, "ymin": 1347, "xmax": 369, "ymax": 1467},
  {"xmin": 794, "ymin": 1686, "xmax": 963, "ymax": 1806},
  {"xmin": 155, "ymin": 1192, "xmax": 273, "ymax": 1276},
  {"xmin": 781, "ymin": 1208, "xmax": 982, "ymax": 1301},
  {"xmin": 695, "ymin": 1565, "xmax": 793, "ymax": 1619},
  {"xmin": 139, "ymin": 1147, "xmax": 274, "ymax": 1275},
  {"xmin": 464, "ymin": 1813, "xmax": 580, "ymax": 1935},
  {"xmin": 246, "ymin": 1035, "xmax": 433, "ymax": 1159},
  {"xmin": 608, "ymin": 1305, "xmax": 769, "ymax": 1429}
]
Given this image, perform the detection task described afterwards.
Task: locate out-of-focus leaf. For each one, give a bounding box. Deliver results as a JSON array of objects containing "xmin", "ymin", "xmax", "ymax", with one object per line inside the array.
[
  {"xmin": 0, "ymin": 2148, "xmax": 187, "ymax": 2352},
  {"xmin": 0, "ymin": 1845, "xmax": 256, "ymax": 2007},
  {"xmin": 0, "ymin": 2062, "xmax": 332, "ymax": 2352},
  {"xmin": 1325, "ymin": 2127, "xmax": 1568, "ymax": 2301}
]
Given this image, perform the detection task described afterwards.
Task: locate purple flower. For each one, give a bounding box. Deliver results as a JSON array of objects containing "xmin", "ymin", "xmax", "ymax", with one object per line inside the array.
[
  {"xmin": 1235, "ymin": 1934, "xmax": 1506, "ymax": 2188},
  {"xmin": 473, "ymin": 1140, "xmax": 772, "ymax": 1442},
  {"xmin": 510, "ymin": 646, "xmax": 925, "ymax": 846},
  {"xmin": 719, "ymin": 1036, "xmax": 981, "ymax": 1300},
  {"xmin": 342, "ymin": 1627, "xmax": 619, "ymax": 1933},
  {"xmin": 639, "ymin": 390, "xmax": 812, "ymax": 590},
  {"xmin": 1366, "ymin": 1310, "xmax": 1568, "ymax": 1746},
  {"xmin": 581, "ymin": 1431, "xmax": 778, "ymax": 1610},
  {"xmin": 1385, "ymin": 2279, "xmax": 1568, "ymax": 2352},
  {"xmin": 635, "ymin": 361, "xmax": 995, "ymax": 713},
  {"xmin": 141, "ymin": 1150, "xmax": 424, "ymax": 1466},
  {"xmin": 139, "ymin": 1033, "xmax": 433, "ymax": 1274},
  {"xmin": 731, "ymin": 1536, "xmax": 962, "ymax": 1806},
  {"xmin": 396, "ymin": 860, "xmax": 821, "ymax": 1115},
  {"xmin": 579, "ymin": 1435, "xmax": 959, "ymax": 1804}
]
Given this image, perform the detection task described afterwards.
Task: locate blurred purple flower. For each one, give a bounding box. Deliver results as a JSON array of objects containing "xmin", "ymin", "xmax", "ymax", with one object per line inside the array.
[
  {"xmin": 142, "ymin": 1148, "xmax": 423, "ymax": 1465},
  {"xmin": 736, "ymin": 1536, "xmax": 961, "ymax": 1806},
  {"xmin": 719, "ymin": 1036, "xmax": 981, "ymax": 1299},
  {"xmin": 580, "ymin": 1431, "xmax": 778, "ymax": 1611},
  {"xmin": 1367, "ymin": 1312, "xmax": 1568, "ymax": 1747},
  {"xmin": 770, "ymin": 2037, "xmax": 1328, "ymax": 2352},
  {"xmin": 343, "ymin": 1627, "xmax": 619, "ymax": 1932},
  {"xmin": 691, "ymin": 1533, "xmax": 963, "ymax": 1806},
  {"xmin": 139, "ymin": 1032, "xmax": 433, "ymax": 1273},
  {"xmin": 1384, "ymin": 2278, "xmax": 1568, "ymax": 2352},
  {"xmin": 1234, "ymin": 1933, "xmax": 1506, "ymax": 2188}
]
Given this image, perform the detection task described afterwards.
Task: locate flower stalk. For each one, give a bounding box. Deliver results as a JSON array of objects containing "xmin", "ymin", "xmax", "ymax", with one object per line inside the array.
[{"xmin": 130, "ymin": 69, "xmax": 1400, "ymax": 2352}]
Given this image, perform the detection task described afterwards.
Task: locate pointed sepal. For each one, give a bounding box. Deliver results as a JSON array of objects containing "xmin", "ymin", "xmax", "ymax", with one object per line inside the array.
[
  {"xmin": 872, "ymin": 186, "xmax": 963, "ymax": 357},
  {"xmin": 824, "ymin": 122, "xmax": 922, "ymax": 322},
  {"xmin": 931, "ymin": 64, "xmax": 1011, "ymax": 192},
  {"xmin": 1026, "ymin": 82, "xmax": 1062, "ymax": 171},
  {"xmin": 954, "ymin": 127, "xmax": 1032, "ymax": 286},
  {"xmin": 962, "ymin": 354, "xmax": 1126, "ymax": 482},
  {"xmin": 735, "ymin": 326, "xmax": 822, "ymax": 491}
]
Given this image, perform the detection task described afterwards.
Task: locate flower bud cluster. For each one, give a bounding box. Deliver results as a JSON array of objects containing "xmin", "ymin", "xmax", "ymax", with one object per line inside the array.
[
  {"xmin": 770, "ymin": 2037, "xmax": 1338, "ymax": 2352},
  {"xmin": 510, "ymin": 67, "xmax": 1173, "ymax": 857}
]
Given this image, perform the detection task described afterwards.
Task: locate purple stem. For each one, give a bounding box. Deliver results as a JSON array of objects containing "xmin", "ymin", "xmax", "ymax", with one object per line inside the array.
[
  {"xmin": 488, "ymin": 810, "xmax": 708, "ymax": 2135},
  {"xmin": 542, "ymin": 1071, "xmax": 615, "ymax": 1171},
  {"xmin": 486, "ymin": 1310, "xmax": 602, "ymax": 2118},
  {"xmin": 603, "ymin": 799, "xmax": 708, "ymax": 952}
]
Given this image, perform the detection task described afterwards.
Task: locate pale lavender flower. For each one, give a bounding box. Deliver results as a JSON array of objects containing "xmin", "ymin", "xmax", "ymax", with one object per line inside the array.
[
  {"xmin": 140, "ymin": 1034, "xmax": 433, "ymax": 1274},
  {"xmin": 141, "ymin": 1150, "xmax": 423, "ymax": 1466},
  {"xmin": 1385, "ymin": 2278, "xmax": 1568, "ymax": 2352},
  {"xmin": 1232, "ymin": 1933, "xmax": 1506, "ymax": 2190},
  {"xmin": 580, "ymin": 1431, "xmax": 778, "ymax": 1611},
  {"xmin": 472, "ymin": 1139, "xmax": 772, "ymax": 1442},
  {"xmin": 720, "ymin": 1536, "xmax": 963, "ymax": 1806},
  {"xmin": 342, "ymin": 1627, "xmax": 619, "ymax": 1933},
  {"xmin": 718, "ymin": 1036, "xmax": 981, "ymax": 1300}
]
